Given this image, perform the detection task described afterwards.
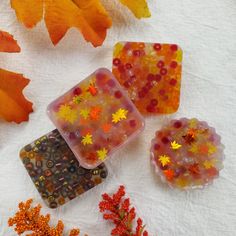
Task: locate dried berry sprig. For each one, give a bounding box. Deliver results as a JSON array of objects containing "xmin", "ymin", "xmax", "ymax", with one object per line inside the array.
[
  {"xmin": 8, "ymin": 199, "xmax": 84, "ymax": 236},
  {"xmin": 99, "ymin": 186, "xmax": 149, "ymax": 236}
]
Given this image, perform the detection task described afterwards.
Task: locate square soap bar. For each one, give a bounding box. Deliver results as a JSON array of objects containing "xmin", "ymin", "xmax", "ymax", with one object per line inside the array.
[
  {"xmin": 112, "ymin": 42, "xmax": 183, "ymax": 115},
  {"xmin": 47, "ymin": 68, "xmax": 145, "ymax": 169},
  {"xmin": 20, "ymin": 129, "xmax": 108, "ymax": 208}
]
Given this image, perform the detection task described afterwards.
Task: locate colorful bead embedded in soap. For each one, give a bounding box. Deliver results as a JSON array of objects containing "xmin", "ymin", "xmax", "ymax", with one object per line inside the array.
[
  {"xmin": 47, "ymin": 68, "xmax": 145, "ymax": 169},
  {"xmin": 20, "ymin": 129, "xmax": 108, "ymax": 208},
  {"xmin": 150, "ymin": 118, "xmax": 224, "ymax": 189},
  {"xmin": 112, "ymin": 42, "xmax": 183, "ymax": 115}
]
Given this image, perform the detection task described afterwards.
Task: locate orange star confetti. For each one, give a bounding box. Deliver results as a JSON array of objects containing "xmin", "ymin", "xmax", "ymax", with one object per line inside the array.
[
  {"xmin": 102, "ymin": 123, "xmax": 112, "ymax": 133},
  {"xmin": 164, "ymin": 169, "xmax": 174, "ymax": 181},
  {"xmin": 187, "ymin": 128, "xmax": 197, "ymax": 138},
  {"xmin": 88, "ymin": 84, "xmax": 98, "ymax": 96},
  {"xmin": 199, "ymin": 144, "xmax": 209, "ymax": 155},
  {"xmin": 207, "ymin": 167, "xmax": 218, "ymax": 177},
  {"xmin": 90, "ymin": 106, "xmax": 102, "ymax": 120},
  {"xmin": 151, "ymin": 118, "xmax": 224, "ymax": 189}
]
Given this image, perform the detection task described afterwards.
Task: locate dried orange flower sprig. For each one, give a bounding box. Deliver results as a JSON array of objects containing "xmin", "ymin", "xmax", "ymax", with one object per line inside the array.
[
  {"xmin": 8, "ymin": 199, "xmax": 83, "ymax": 236},
  {"xmin": 99, "ymin": 186, "xmax": 149, "ymax": 236}
]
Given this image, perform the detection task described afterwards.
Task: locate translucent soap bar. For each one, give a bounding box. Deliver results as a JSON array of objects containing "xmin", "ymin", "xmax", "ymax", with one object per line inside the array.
[
  {"xmin": 150, "ymin": 118, "xmax": 224, "ymax": 189},
  {"xmin": 112, "ymin": 42, "xmax": 183, "ymax": 115},
  {"xmin": 20, "ymin": 129, "xmax": 108, "ymax": 208},
  {"xmin": 47, "ymin": 68, "xmax": 145, "ymax": 169}
]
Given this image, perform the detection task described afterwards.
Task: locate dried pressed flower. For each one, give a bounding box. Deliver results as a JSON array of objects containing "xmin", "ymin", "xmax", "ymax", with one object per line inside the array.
[{"xmin": 99, "ymin": 185, "xmax": 150, "ymax": 236}]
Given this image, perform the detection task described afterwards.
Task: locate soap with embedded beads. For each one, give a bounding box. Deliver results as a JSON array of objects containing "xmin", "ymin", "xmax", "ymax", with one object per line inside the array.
[
  {"xmin": 112, "ymin": 42, "xmax": 183, "ymax": 115},
  {"xmin": 20, "ymin": 129, "xmax": 108, "ymax": 208}
]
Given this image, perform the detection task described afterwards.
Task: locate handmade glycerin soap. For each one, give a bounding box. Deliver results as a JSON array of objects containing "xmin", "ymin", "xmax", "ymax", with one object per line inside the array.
[
  {"xmin": 47, "ymin": 68, "xmax": 145, "ymax": 169},
  {"xmin": 112, "ymin": 42, "xmax": 183, "ymax": 114},
  {"xmin": 20, "ymin": 129, "xmax": 108, "ymax": 208},
  {"xmin": 151, "ymin": 118, "xmax": 224, "ymax": 189}
]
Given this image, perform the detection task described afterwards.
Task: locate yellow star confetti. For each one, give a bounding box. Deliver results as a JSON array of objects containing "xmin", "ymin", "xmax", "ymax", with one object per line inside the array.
[
  {"xmin": 57, "ymin": 104, "xmax": 77, "ymax": 124},
  {"xmin": 158, "ymin": 155, "xmax": 171, "ymax": 167},
  {"xmin": 189, "ymin": 119, "xmax": 197, "ymax": 128},
  {"xmin": 97, "ymin": 148, "xmax": 108, "ymax": 161},
  {"xmin": 81, "ymin": 133, "xmax": 93, "ymax": 145},
  {"xmin": 72, "ymin": 95, "xmax": 82, "ymax": 104},
  {"xmin": 80, "ymin": 91, "xmax": 91, "ymax": 101},
  {"xmin": 80, "ymin": 109, "xmax": 90, "ymax": 119},
  {"xmin": 207, "ymin": 143, "xmax": 217, "ymax": 155},
  {"xmin": 112, "ymin": 108, "xmax": 128, "ymax": 123},
  {"xmin": 189, "ymin": 143, "xmax": 198, "ymax": 154},
  {"xmin": 176, "ymin": 178, "xmax": 188, "ymax": 188},
  {"xmin": 203, "ymin": 160, "xmax": 215, "ymax": 169},
  {"xmin": 171, "ymin": 141, "xmax": 182, "ymax": 150}
]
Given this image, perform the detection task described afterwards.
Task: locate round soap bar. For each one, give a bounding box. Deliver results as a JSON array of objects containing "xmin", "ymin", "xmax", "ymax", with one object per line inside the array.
[{"xmin": 151, "ymin": 118, "xmax": 224, "ymax": 189}]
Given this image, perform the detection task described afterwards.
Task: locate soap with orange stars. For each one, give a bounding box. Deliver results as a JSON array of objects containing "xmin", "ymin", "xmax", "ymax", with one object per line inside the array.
[
  {"xmin": 47, "ymin": 68, "xmax": 145, "ymax": 169},
  {"xmin": 150, "ymin": 118, "xmax": 224, "ymax": 189}
]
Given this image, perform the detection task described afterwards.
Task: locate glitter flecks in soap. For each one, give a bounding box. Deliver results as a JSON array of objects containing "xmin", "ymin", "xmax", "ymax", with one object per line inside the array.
[
  {"xmin": 20, "ymin": 129, "xmax": 108, "ymax": 208},
  {"xmin": 151, "ymin": 118, "xmax": 224, "ymax": 189},
  {"xmin": 112, "ymin": 42, "xmax": 183, "ymax": 115},
  {"xmin": 47, "ymin": 68, "xmax": 145, "ymax": 169}
]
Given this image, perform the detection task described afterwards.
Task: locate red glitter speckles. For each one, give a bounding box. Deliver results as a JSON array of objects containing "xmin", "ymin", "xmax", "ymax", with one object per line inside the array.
[
  {"xmin": 112, "ymin": 42, "xmax": 183, "ymax": 115},
  {"xmin": 47, "ymin": 68, "xmax": 145, "ymax": 169},
  {"xmin": 151, "ymin": 118, "xmax": 224, "ymax": 189}
]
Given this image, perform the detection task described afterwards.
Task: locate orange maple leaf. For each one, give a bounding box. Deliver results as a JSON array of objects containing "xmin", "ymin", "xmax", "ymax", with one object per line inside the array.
[
  {"xmin": 11, "ymin": 0, "xmax": 112, "ymax": 47},
  {"xmin": 0, "ymin": 30, "xmax": 21, "ymax": 52},
  {"xmin": 119, "ymin": 0, "xmax": 151, "ymax": 19},
  {"xmin": 11, "ymin": 0, "xmax": 151, "ymax": 47},
  {"xmin": 0, "ymin": 69, "xmax": 33, "ymax": 123},
  {"xmin": 0, "ymin": 30, "xmax": 33, "ymax": 123}
]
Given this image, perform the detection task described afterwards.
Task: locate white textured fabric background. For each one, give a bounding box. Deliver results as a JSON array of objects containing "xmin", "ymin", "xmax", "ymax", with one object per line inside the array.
[{"xmin": 0, "ymin": 0, "xmax": 236, "ymax": 235}]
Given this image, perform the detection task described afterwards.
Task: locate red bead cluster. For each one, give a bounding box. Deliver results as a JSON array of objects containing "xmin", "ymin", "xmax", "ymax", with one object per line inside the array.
[{"xmin": 99, "ymin": 185, "xmax": 149, "ymax": 236}]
